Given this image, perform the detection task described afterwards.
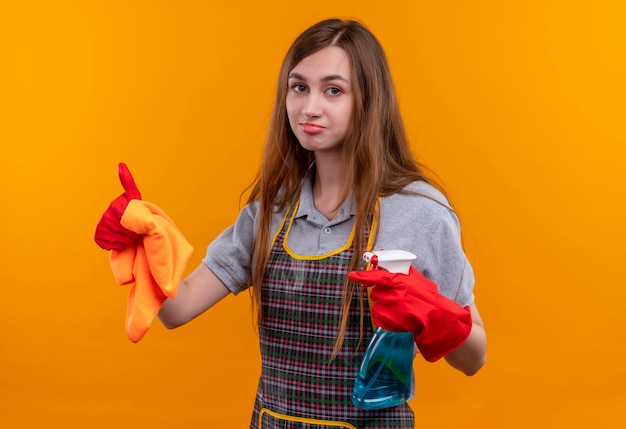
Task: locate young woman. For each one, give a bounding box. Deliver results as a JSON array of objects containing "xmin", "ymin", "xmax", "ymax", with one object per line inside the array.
[{"xmin": 96, "ymin": 18, "xmax": 486, "ymax": 429}]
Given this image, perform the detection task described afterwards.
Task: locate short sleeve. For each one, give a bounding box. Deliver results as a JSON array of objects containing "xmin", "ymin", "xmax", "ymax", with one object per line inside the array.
[
  {"xmin": 202, "ymin": 202, "xmax": 257, "ymax": 295},
  {"xmin": 422, "ymin": 210, "xmax": 475, "ymax": 307}
]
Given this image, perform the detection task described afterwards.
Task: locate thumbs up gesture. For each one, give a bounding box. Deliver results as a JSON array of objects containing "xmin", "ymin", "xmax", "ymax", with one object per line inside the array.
[{"xmin": 94, "ymin": 163, "xmax": 143, "ymax": 251}]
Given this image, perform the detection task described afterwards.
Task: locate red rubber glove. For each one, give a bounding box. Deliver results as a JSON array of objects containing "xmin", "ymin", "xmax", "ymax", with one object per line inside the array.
[
  {"xmin": 94, "ymin": 163, "xmax": 143, "ymax": 251},
  {"xmin": 349, "ymin": 267, "xmax": 472, "ymax": 362}
]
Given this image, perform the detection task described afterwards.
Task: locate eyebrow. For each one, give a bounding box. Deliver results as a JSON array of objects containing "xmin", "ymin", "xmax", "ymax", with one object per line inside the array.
[{"xmin": 288, "ymin": 72, "xmax": 350, "ymax": 83}]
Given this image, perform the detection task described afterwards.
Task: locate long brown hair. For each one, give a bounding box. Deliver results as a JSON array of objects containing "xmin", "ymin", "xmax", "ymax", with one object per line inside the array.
[{"xmin": 247, "ymin": 19, "xmax": 439, "ymax": 358}]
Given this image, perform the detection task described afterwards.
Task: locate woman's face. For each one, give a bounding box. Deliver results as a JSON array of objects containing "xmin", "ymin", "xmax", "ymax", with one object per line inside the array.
[{"xmin": 286, "ymin": 46, "xmax": 354, "ymax": 155}]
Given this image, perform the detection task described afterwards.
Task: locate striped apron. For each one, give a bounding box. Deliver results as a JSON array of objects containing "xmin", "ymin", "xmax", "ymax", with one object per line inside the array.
[{"xmin": 250, "ymin": 202, "xmax": 414, "ymax": 428}]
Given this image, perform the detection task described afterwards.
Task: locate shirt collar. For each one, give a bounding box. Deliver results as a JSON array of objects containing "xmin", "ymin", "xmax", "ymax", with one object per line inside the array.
[{"xmin": 295, "ymin": 170, "xmax": 356, "ymax": 225}]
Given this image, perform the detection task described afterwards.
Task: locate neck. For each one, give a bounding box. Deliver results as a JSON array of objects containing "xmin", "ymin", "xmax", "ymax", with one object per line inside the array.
[{"xmin": 312, "ymin": 152, "xmax": 347, "ymax": 220}]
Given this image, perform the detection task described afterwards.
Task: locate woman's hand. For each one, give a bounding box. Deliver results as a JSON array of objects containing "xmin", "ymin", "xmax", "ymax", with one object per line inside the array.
[
  {"xmin": 349, "ymin": 266, "xmax": 472, "ymax": 362},
  {"xmin": 94, "ymin": 163, "xmax": 143, "ymax": 251}
]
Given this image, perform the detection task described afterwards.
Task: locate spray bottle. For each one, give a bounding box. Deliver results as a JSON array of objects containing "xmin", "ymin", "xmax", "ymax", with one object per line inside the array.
[{"xmin": 352, "ymin": 250, "xmax": 417, "ymax": 410}]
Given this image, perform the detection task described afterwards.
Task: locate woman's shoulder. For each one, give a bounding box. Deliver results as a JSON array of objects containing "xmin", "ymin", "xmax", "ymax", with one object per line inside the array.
[
  {"xmin": 404, "ymin": 180, "xmax": 448, "ymax": 201},
  {"xmin": 383, "ymin": 181, "xmax": 452, "ymax": 213},
  {"xmin": 379, "ymin": 180, "xmax": 459, "ymax": 233}
]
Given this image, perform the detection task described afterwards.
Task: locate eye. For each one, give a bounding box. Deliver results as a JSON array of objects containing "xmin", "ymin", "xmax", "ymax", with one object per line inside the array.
[
  {"xmin": 292, "ymin": 84, "xmax": 307, "ymax": 93},
  {"xmin": 326, "ymin": 87, "xmax": 342, "ymax": 96}
]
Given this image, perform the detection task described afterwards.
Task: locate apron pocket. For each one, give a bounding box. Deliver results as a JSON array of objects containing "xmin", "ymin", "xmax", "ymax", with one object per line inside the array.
[{"xmin": 259, "ymin": 408, "xmax": 357, "ymax": 429}]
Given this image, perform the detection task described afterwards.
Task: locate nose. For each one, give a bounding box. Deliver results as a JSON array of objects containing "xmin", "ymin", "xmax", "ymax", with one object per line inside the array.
[{"xmin": 301, "ymin": 93, "xmax": 322, "ymax": 118}]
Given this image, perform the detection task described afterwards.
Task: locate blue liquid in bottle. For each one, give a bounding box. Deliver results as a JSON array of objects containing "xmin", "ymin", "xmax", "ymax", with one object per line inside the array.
[{"xmin": 352, "ymin": 327, "xmax": 415, "ymax": 410}]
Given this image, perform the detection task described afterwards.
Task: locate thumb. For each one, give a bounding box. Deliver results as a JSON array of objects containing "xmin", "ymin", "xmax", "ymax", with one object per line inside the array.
[{"xmin": 118, "ymin": 163, "xmax": 142, "ymax": 200}]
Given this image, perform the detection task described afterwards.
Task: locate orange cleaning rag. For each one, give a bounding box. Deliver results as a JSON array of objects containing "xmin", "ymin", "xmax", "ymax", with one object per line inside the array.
[{"xmin": 109, "ymin": 199, "xmax": 193, "ymax": 342}]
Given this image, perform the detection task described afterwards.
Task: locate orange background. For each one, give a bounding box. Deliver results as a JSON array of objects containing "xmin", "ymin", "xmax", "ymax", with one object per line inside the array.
[{"xmin": 1, "ymin": 1, "xmax": 625, "ymax": 427}]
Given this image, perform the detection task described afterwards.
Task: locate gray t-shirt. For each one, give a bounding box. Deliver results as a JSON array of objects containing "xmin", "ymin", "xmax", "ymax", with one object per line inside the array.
[{"xmin": 203, "ymin": 174, "xmax": 474, "ymax": 307}]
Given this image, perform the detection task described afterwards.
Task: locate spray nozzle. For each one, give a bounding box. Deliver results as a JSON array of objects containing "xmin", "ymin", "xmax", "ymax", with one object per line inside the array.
[{"xmin": 362, "ymin": 250, "xmax": 417, "ymax": 275}]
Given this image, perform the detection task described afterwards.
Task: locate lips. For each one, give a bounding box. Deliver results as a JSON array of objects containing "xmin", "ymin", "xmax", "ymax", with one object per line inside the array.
[{"xmin": 300, "ymin": 122, "xmax": 325, "ymax": 135}]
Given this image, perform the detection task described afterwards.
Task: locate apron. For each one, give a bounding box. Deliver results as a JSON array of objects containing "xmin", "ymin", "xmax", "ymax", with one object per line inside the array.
[{"xmin": 250, "ymin": 202, "xmax": 414, "ymax": 429}]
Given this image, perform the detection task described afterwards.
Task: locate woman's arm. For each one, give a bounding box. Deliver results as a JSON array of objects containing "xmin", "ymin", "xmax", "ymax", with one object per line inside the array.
[
  {"xmin": 158, "ymin": 263, "xmax": 231, "ymax": 329},
  {"xmin": 444, "ymin": 303, "xmax": 487, "ymax": 376}
]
